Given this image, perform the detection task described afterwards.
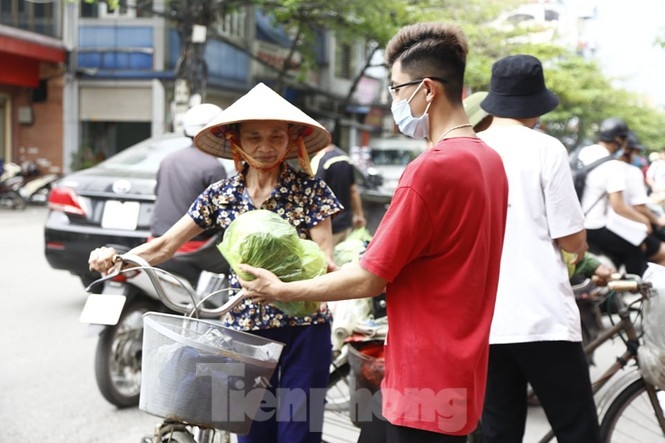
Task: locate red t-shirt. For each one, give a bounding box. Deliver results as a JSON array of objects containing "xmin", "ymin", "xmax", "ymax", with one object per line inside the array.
[{"xmin": 360, "ymin": 137, "xmax": 508, "ymax": 435}]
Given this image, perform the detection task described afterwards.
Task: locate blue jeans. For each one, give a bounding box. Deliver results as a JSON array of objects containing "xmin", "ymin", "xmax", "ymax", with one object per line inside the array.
[{"xmin": 237, "ymin": 322, "xmax": 332, "ymax": 443}]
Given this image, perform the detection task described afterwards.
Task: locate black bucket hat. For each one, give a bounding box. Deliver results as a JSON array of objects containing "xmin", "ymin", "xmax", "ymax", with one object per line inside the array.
[{"xmin": 480, "ymin": 54, "xmax": 559, "ymax": 119}]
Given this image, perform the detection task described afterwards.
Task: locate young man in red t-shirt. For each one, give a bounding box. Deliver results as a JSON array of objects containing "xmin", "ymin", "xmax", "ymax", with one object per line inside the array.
[{"xmin": 239, "ymin": 22, "xmax": 508, "ymax": 442}]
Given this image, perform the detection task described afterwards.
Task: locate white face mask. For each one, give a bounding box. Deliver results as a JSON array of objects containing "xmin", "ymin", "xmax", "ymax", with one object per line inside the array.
[{"xmin": 390, "ymin": 81, "xmax": 431, "ymax": 139}]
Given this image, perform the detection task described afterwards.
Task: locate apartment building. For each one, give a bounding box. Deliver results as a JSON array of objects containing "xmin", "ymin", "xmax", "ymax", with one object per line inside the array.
[
  {"xmin": 1, "ymin": 1, "xmax": 66, "ymax": 174},
  {"xmin": 1, "ymin": 0, "xmax": 383, "ymax": 174}
]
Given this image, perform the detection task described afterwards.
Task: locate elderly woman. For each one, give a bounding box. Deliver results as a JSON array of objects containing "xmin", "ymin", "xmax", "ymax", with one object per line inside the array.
[{"xmin": 88, "ymin": 83, "xmax": 342, "ymax": 443}]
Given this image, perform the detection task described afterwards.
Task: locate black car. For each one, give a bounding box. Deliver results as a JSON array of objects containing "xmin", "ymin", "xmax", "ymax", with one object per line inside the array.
[{"xmin": 44, "ymin": 134, "xmax": 391, "ymax": 288}]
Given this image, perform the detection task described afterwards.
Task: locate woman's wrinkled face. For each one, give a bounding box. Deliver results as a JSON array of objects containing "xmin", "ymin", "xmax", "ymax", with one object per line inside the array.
[{"xmin": 239, "ymin": 120, "xmax": 291, "ymax": 169}]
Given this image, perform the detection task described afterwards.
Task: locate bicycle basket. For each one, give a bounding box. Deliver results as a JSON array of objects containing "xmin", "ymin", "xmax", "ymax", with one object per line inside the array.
[
  {"xmin": 638, "ymin": 263, "xmax": 665, "ymax": 390},
  {"xmin": 139, "ymin": 312, "xmax": 285, "ymax": 435}
]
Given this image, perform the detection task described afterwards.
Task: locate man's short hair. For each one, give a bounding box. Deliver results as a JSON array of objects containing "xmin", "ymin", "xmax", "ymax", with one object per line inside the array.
[{"xmin": 384, "ymin": 22, "xmax": 468, "ymax": 103}]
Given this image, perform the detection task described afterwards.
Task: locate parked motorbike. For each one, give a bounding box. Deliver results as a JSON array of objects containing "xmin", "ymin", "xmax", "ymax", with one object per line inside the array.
[
  {"xmin": 0, "ymin": 162, "xmax": 27, "ymax": 209},
  {"xmin": 81, "ymin": 234, "xmax": 230, "ymax": 408},
  {"xmin": 19, "ymin": 162, "xmax": 59, "ymax": 205},
  {"xmin": 325, "ymin": 294, "xmax": 386, "ymax": 415},
  {"xmin": 0, "ymin": 160, "xmax": 58, "ymax": 209}
]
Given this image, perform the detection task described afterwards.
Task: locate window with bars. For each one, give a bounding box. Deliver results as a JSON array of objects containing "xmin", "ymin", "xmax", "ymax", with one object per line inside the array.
[
  {"xmin": 335, "ymin": 43, "xmax": 355, "ymax": 79},
  {"xmin": 0, "ymin": 0, "xmax": 58, "ymax": 38},
  {"xmin": 213, "ymin": 9, "xmax": 247, "ymax": 42}
]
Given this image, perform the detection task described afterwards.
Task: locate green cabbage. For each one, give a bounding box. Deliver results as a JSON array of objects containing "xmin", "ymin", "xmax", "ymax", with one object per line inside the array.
[
  {"xmin": 299, "ymin": 239, "xmax": 328, "ymax": 279},
  {"xmin": 218, "ymin": 210, "xmax": 326, "ymax": 316},
  {"xmin": 333, "ymin": 228, "xmax": 373, "ymax": 267},
  {"xmin": 333, "ymin": 239, "xmax": 367, "ymax": 267}
]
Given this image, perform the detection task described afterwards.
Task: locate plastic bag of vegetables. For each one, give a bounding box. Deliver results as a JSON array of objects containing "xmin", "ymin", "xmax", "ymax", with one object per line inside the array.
[
  {"xmin": 333, "ymin": 227, "xmax": 373, "ymax": 267},
  {"xmin": 218, "ymin": 209, "xmax": 326, "ymax": 316}
]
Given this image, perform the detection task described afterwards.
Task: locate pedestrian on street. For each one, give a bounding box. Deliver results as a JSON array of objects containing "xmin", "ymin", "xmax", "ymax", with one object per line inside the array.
[
  {"xmin": 463, "ymin": 91, "xmax": 492, "ymax": 132},
  {"xmin": 577, "ymin": 117, "xmax": 650, "ymax": 275},
  {"xmin": 150, "ymin": 103, "xmax": 228, "ymax": 287},
  {"xmin": 646, "ymin": 148, "xmax": 665, "ymax": 205},
  {"xmin": 236, "ymin": 22, "xmax": 509, "ymax": 443},
  {"xmin": 311, "ymin": 143, "xmax": 367, "ymax": 244},
  {"xmin": 477, "ymin": 53, "xmax": 601, "ymax": 443},
  {"xmin": 89, "ymin": 82, "xmax": 343, "ymax": 443}
]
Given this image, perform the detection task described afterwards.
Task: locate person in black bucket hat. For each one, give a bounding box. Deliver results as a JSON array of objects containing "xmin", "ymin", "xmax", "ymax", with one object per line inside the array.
[
  {"xmin": 480, "ymin": 54, "xmax": 559, "ymax": 119},
  {"xmin": 477, "ymin": 54, "xmax": 602, "ymax": 443}
]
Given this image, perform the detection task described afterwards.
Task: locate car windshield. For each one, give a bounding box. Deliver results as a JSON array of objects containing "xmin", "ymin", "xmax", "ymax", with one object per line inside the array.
[{"xmin": 96, "ymin": 135, "xmax": 191, "ymax": 173}]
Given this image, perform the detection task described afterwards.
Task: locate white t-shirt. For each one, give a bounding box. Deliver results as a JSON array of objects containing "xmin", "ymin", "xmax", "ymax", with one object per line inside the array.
[
  {"xmin": 581, "ymin": 159, "xmax": 626, "ymax": 229},
  {"xmin": 576, "ymin": 143, "xmax": 626, "ymax": 229},
  {"xmin": 479, "ymin": 126, "xmax": 585, "ymax": 344},
  {"xmin": 647, "ymin": 159, "xmax": 665, "ymax": 192},
  {"xmin": 623, "ymin": 163, "xmax": 649, "ymax": 206},
  {"xmin": 577, "ymin": 143, "xmax": 609, "ymax": 165}
]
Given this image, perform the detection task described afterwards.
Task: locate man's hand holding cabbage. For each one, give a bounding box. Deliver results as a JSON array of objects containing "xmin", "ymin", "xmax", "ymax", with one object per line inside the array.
[{"xmin": 218, "ymin": 209, "xmax": 328, "ymax": 316}]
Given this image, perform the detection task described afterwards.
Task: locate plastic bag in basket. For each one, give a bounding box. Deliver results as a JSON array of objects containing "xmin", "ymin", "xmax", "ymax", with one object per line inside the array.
[
  {"xmin": 160, "ymin": 346, "xmax": 237, "ymax": 423},
  {"xmin": 218, "ymin": 209, "xmax": 326, "ymax": 317},
  {"xmin": 638, "ymin": 263, "xmax": 665, "ymax": 390}
]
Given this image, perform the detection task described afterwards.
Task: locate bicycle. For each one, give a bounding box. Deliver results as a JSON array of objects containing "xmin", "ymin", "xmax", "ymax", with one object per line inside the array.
[
  {"xmin": 95, "ymin": 253, "xmax": 366, "ymax": 443},
  {"xmin": 528, "ymin": 270, "xmax": 665, "ymax": 442},
  {"xmin": 90, "ymin": 253, "xmax": 286, "ymax": 443}
]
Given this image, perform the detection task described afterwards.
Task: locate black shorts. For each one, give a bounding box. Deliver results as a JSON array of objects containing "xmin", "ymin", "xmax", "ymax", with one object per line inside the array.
[{"xmin": 643, "ymin": 234, "xmax": 662, "ymax": 258}]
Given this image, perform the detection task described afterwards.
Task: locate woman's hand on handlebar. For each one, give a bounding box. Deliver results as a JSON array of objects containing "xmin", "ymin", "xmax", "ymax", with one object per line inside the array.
[{"xmin": 88, "ymin": 246, "xmax": 119, "ymax": 274}]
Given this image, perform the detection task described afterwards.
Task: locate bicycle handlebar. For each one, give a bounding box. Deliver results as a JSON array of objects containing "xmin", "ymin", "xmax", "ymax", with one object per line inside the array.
[
  {"xmin": 606, "ymin": 277, "xmax": 653, "ymax": 293},
  {"xmin": 88, "ymin": 253, "xmax": 245, "ymax": 319}
]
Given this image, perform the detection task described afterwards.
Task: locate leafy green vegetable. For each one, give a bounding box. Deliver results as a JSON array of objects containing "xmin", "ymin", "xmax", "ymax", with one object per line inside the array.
[
  {"xmin": 272, "ymin": 239, "xmax": 327, "ymax": 316},
  {"xmin": 218, "ymin": 210, "xmax": 327, "ymax": 316},
  {"xmin": 333, "ymin": 228, "xmax": 373, "ymax": 267},
  {"xmin": 299, "ymin": 239, "xmax": 328, "ymax": 279},
  {"xmin": 218, "ymin": 210, "xmax": 303, "ymax": 282}
]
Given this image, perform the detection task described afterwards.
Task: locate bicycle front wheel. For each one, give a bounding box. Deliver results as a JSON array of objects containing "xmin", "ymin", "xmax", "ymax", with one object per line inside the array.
[
  {"xmin": 600, "ymin": 378, "xmax": 665, "ymax": 442},
  {"xmin": 326, "ymin": 360, "xmax": 351, "ymax": 411}
]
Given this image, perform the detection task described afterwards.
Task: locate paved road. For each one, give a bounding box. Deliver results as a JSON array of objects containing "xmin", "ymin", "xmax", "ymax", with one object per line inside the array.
[
  {"xmin": 0, "ymin": 206, "xmax": 651, "ymax": 442},
  {"xmin": 0, "ymin": 206, "xmax": 359, "ymax": 442}
]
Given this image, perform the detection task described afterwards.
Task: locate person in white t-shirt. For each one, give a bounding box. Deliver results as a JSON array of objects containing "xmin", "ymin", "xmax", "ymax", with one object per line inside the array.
[
  {"xmin": 646, "ymin": 148, "xmax": 665, "ymax": 204},
  {"xmin": 619, "ymin": 132, "xmax": 665, "ymax": 265},
  {"xmin": 478, "ymin": 54, "xmax": 600, "ymax": 443},
  {"xmin": 578, "ymin": 118, "xmax": 651, "ymax": 275}
]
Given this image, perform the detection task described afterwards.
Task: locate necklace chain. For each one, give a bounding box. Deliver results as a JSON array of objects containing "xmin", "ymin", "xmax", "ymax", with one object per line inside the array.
[{"xmin": 437, "ymin": 123, "xmax": 472, "ymax": 142}]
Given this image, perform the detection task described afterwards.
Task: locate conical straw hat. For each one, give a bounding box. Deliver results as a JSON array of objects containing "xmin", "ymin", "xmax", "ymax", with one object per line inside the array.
[
  {"xmin": 194, "ymin": 82, "xmax": 331, "ymax": 159},
  {"xmin": 463, "ymin": 91, "xmax": 489, "ymax": 129}
]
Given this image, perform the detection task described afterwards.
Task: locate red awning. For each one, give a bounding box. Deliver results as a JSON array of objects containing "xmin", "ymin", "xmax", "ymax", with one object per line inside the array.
[
  {"xmin": 0, "ymin": 53, "xmax": 40, "ymax": 88},
  {"xmin": 0, "ymin": 34, "xmax": 65, "ymax": 64},
  {"xmin": 0, "ymin": 28, "xmax": 66, "ymax": 88}
]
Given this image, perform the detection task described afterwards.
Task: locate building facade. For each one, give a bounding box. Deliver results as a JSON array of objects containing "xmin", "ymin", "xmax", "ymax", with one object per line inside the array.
[
  {"xmin": 0, "ymin": 1, "xmax": 66, "ymax": 174},
  {"xmin": 0, "ymin": 0, "xmax": 385, "ymax": 175}
]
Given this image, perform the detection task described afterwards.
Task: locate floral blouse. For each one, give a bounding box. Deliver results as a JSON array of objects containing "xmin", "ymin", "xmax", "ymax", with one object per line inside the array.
[{"xmin": 188, "ymin": 162, "xmax": 342, "ymax": 331}]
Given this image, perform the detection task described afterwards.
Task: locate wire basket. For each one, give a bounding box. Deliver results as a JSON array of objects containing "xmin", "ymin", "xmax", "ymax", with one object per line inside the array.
[{"xmin": 139, "ymin": 312, "xmax": 285, "ymax": 435}]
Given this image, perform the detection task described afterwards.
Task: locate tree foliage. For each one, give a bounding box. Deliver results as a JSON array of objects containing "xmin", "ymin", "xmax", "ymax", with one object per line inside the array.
[
  {"xmin": 83, "ymin": 0, "xmax": 665, "ymax": 151},
  {"xmin": 423, "ymin": 1, "xmax": 665, "ymax": 151}
]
